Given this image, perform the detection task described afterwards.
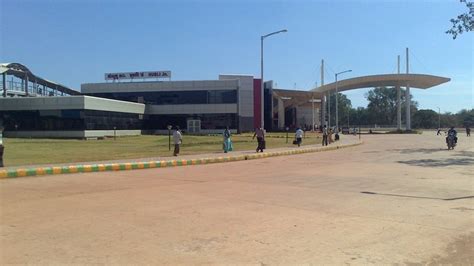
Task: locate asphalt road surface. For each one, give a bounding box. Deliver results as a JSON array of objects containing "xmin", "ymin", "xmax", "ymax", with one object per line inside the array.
[{"xmin": 1, "ymin": 133, "xmax": 473, "ymax": 264}]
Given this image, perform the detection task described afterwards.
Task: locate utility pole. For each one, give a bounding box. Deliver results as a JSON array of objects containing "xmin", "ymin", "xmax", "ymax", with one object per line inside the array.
[
  {"xmin": 437, "ymin": 107, "xmax": 441, "ymax": 129},
  {"xmin": 321, "ymin": 59, "xmax": 326, "ymax": 127},
  {"xmin": 397, "ymin": 55, "xmax": 401, "ymax": 130},
  {"xmin": 405, "ymin": 47, "xmax": 411, "ymax": 130}
]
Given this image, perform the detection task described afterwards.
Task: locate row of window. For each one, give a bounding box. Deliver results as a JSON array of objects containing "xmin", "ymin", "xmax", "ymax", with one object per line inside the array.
[
  {"xmin": 0, "ymin": 111, "xmax": 237, "ymax": 131},
  {"xmin": 87, "ymin": 90, "xmax": 237, "ymax": 105},
  {"xmin": 0, "ymin": 110, "xmax": 143, "ymax": 131}
]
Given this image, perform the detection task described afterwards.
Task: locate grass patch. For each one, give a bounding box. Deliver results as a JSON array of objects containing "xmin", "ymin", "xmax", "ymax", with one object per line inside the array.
[{"xmin": 3, "ymin": 133, "xmax": 321, "ymax": 167}]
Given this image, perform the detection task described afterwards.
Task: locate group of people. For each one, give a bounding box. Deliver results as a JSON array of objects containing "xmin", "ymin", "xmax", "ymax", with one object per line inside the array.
[
  {"xmin": 435, "ymin": 126, "xmax": 472, "ymax": 149},
  {"xmin": 437, "ymin": 126, "xmax": 470, "ymax": 137},
  {"xmin": 171, "ymin": 126, "xmax": 234, "ymax": 156},
  {"xmin": 170, "ymin": 125, "xmax": 336, "ymax": 157}
]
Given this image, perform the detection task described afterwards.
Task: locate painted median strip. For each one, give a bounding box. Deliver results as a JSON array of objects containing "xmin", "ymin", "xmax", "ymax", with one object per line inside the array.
[{"xmin": 0, "ymin": 141, "xmax": 362, "ymax": 179}]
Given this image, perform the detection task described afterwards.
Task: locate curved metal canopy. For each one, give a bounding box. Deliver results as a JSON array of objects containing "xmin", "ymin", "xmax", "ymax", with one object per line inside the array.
[
  {"xmin": 312, "ymin": 74, "xmax": 450, "ymax": 93},
  {"xmin": 1, "ymin": 62, "xmax": 80, "ymax": 96}
]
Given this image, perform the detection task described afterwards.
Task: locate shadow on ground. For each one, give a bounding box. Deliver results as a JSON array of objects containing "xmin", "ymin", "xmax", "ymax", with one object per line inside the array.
[
  {"xmin": 389, "ymin": 148, "xmax": 449, "ymax": 154},
  {"xmin": 398, "ymin": 158, "xmax": 474, "ymax": 167},
  {"xmin": 406, "ymin": 232, "xmax": 474, "ymax": 265},
  {"xmin": 452, "ymin": 151, "xmax": 474, "ymax": 157},
  {"xmin": 390, "ymin": 149, "xmax": 474, "ymax": 157}
]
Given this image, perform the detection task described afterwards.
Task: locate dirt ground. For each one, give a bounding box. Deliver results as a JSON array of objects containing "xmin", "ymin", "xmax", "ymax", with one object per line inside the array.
[{"xmin": 1, "ymin": 132, "xmax": 473, "ymax": 264}]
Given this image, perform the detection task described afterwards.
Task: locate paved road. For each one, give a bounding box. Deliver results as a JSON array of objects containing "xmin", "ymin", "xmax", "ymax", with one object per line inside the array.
[{"xmin": 1, "ymin": 133, "xmax": 473, "ymax": 264}]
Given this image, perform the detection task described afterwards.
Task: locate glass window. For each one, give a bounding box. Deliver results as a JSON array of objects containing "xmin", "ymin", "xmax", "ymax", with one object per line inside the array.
[
  {"xmin": 87, "ymin": 90, "xmax": 237, "ymax": 105},
  {"xmin": 0, "ymin": 110, "xmax": 142, "ymax": 131}
]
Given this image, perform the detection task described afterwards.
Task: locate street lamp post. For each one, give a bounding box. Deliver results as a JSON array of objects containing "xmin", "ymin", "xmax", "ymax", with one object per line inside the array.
[
  {"xmin": 335, "ymin": 69, "xmax": 352, "ymax": 132},
  {"xmin": 311, "ymin": 92, "xmax": 315, "ymax": 132},
  {"xmin": 437, "ymin": 107, "xmax": 441, "ymax": 129},
  {"xmin": 261, "ymin": 29, "xmax": 287, "ymax": 130}
]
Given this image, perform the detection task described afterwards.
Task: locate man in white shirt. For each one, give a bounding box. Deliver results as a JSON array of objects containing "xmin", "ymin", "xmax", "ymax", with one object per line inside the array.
[
  {"xmin": 295, "ymin": 127, "xmax": 304, "ymax": 147},
  {"xmin": 172, "ymin": 126, "xmax": 182, "ymax": 156}
]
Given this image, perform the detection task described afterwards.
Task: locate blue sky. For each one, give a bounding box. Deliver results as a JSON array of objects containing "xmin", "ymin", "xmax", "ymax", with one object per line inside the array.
[{"xmin": 1, "ymin": 0, "xmax": 472, "ymax": 113}]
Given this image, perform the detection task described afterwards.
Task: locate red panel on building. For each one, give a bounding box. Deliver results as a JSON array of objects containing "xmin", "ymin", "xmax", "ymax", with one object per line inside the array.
[{"xmin": 253, "ymin": 79, "xmax": 262, "ymax": 129}]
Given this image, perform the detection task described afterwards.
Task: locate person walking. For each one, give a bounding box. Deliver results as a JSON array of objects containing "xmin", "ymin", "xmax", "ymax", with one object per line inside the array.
[
  {"xmin": 295, "ymin": 127, "xmax": 304, "ymax": 147},
  {"xmin": 223, "ymin": 127, "xmax": 233, "ymax": 153},
  {"xmin": 252, "ymin": 127, "xmax": 265, "ymax": 152},
  {"xmin": 322, "ymin": 125, "xmax": 328, "ymax": 146},
  {"xmin": 172, "ymin": 126, "xmax": 182, "ymax": 156},
  {"xmin": 466, "ymin": 126, "xmax": 471, "ymax": 137}
]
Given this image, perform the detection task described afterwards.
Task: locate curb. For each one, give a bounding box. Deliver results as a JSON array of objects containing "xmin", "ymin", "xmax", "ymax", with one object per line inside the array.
[{"xmin": 0, "ymin": 141, "xmax": 362, "ymax": 179}]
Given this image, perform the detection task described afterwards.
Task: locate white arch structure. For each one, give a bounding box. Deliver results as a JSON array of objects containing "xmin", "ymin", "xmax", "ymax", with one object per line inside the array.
[{"xmin": 312, "ymin": 73, "xmax": 450, "ymax": 130}]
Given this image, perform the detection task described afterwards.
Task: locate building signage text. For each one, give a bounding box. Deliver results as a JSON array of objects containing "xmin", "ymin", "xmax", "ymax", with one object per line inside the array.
[{"xmin": 105, "ymin": 71, "xmax": 171, "ymax": 81}]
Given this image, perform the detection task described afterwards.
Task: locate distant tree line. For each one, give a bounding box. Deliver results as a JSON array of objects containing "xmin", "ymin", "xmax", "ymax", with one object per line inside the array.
[{"xmin": 330, "ymin": 87, "xmax": 473, "ymax": 129}]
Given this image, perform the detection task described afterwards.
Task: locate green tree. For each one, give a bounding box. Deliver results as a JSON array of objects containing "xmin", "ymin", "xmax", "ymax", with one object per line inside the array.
[
  {"xmin": 412, "ymin": 109, "xmax": 438, "ymax": 128},
  {"xmin": 456, "ymin": 108, "xmax": 474, "ymax": 127},
  {"xmin": 365, "ymin": 87, "xmax": 418, "ymax": 126},
  {"xmin": 328, "ymin": 92, "xmax": 352, "ymax": 127},
  {"xmin": 439, "ymin": 112, "xmax": 459, "ymax": 128},
  {"xmin": 348, "ymin": 107, "xmax": 370, "ymax": 126},
  {"xmin": 446, "ymin": 0, "xmax": 474, "ymax": 39}
]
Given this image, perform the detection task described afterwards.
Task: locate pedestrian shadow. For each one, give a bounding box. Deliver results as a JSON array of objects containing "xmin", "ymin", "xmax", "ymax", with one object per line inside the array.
[
  {"xmin": 397, "ymin": 158, "xmax": 474, "ymax": 167},
  {"xmin": 389, "ymin": 148, "xmax": 447, "ymax": 154}
]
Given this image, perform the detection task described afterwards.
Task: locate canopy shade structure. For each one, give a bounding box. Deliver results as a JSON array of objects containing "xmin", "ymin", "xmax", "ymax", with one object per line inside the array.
[
  {"xmin": 314, "ymin": 73, "xmax": 450, "ymax": 132},
  {"xmin": 312, "ymin": 74, "xmax": 450, "ymax": 93},
  {"xmin": 1, "ymin": 62, "xmax": 80, "ymax": 96}
]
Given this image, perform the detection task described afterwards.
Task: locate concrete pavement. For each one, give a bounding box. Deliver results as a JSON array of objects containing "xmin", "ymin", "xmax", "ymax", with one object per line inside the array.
[{"xmin": 0, "ymin": 132, "xmax": 472, "ymax": 264}]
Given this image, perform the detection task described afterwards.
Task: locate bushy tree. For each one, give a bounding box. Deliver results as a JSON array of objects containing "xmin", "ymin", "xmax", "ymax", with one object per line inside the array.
[
  {"xmin": 446, "ymin": 0, "xmax": 474, "ymax": 39},
  {"xmin": 413, "ymin": 109, "xmax": 438, "ymax": 128},
  {"xmin": 365, "ymin": 87, "xmax": 417, "ymax": 126},
  {"xmin": 457, "ymin": 109, "xmax": 474, "ymax": 127},
  {"xmin": 328, "ymin": 93, "xmax": 352, "ymax": 126},
  {"xmin": 439, "ymin": 112, "xmax": 459, "ymax": 128},
  {"xmin": 348, "ymin": 107, "xmax": 370, "ymax": 126}
]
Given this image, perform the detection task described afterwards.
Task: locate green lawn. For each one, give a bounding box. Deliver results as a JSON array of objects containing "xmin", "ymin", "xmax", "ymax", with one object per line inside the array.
[{"xmin": 3, "ymin": 133, "xmax": 321, "ymax": 167}]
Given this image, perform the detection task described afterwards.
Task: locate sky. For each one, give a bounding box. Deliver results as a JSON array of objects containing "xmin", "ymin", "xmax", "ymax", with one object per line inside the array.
[{"xmin": 1, "ymin": 0, "xmax": 472, "ymax": 113}]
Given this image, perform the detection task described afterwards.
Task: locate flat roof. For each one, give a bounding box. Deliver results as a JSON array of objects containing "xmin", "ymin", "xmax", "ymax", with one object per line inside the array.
[
  {"xmin": 0, "ymin": 96, "xmax": 145, "ymax": 114},
  {"xmin": 313, "ymin": 73, "xmax": 450, "ymax": 93}
]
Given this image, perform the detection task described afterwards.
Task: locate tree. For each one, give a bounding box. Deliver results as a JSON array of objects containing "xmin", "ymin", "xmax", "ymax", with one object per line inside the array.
[
  {"xmin": 457, "ymin": 108, "xmax": 474, "ymax": 127},
  {"xmin": 412, "ymin": 109, "xmax": 438, "ymax": 128},
  {"xmin": 446, "ymin": 0, "xmax": 474, "ymax": 39},
  {"xmin": 328, "ymin": 93, "xmax": 352, "ymax": 127},
  {"xmin": 348, "ymin": 107, "xmax": 370, "ymax": 126},
  {"xmin": 439, "ymin": 112, "xmax": 459, "ymax": 128},
  {"xmin": 365, "ymin": 87, "xmax": 418, "ymax": 126}
]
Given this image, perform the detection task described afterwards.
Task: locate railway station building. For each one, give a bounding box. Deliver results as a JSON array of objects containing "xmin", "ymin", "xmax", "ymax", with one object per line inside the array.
[{"xmin": 1, "ymin": 63, "xmax": 321, "ymax": 138}]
